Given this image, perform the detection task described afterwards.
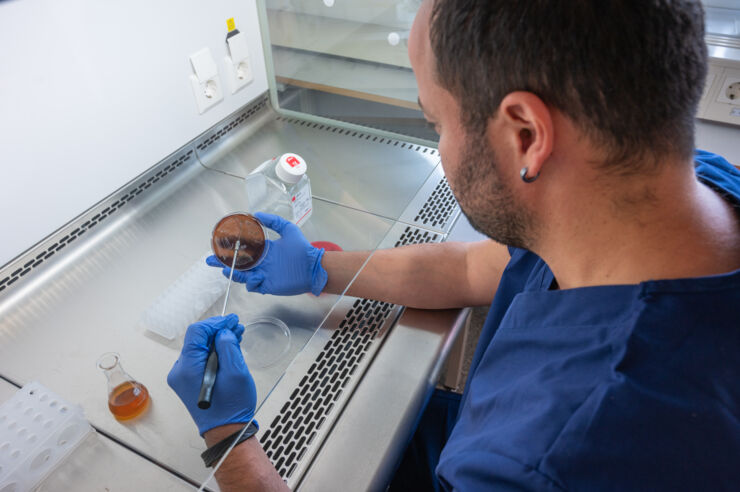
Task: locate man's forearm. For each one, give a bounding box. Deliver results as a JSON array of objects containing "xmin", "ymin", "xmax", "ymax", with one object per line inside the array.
[
  {"xmin": 322, "ymin": 241, "xmax": 490, "ymax": 309},
  {"xmin": 204, "ymin": 424, "xmax": 288, "ymax": 492}
]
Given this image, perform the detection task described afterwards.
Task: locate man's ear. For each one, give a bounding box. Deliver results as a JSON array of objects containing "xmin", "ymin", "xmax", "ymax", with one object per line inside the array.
[{"xmin": 489, "ymin": 91, "xmax": 554, "ymax": 180}]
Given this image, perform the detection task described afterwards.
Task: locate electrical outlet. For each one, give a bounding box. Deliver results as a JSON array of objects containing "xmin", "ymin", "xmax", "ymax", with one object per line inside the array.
[
  {"xmin": 725, "ymin": 82, "xmax": 740, "ymax": 102},
  {"xmin": 189, "ymin": 48, "xmax": 223, "ymax": 114},
  {"xmin": 715, "ymin": 70, "xmax": 740, "ymax": 106},
  {"xmin": 703, "ymin": 67, "xmax": 740, "ymax": 126},
  {"xmin": 224, "ymin": 31, "xmax": 253, "ymax": 94}
]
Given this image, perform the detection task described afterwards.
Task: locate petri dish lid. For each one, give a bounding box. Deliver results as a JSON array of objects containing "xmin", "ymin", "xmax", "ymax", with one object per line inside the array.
[
  {"xmin": 211, "ymin": 213, "xmax": 268, "ymax": 270},
  {"xmin": 241, "ymin": 317, "xmax": 291, "ymax": 369}
]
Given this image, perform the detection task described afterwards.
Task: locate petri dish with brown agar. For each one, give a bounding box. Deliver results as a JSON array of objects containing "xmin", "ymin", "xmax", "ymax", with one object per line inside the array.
[{"xmin": 211, "ymin": 212, "xmax": 268, "ymax": 271}]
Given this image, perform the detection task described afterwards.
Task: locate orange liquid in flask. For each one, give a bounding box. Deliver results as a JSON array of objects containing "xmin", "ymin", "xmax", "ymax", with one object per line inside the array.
[{"xmin": 108, "ymin": 381, "xmax": 150, "ymax": 420}]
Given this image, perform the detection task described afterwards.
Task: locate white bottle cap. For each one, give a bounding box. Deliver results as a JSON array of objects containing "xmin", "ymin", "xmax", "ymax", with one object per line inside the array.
[{"xmin": 276, "ymin": 153, "xmax": 307, "ymax": 184}]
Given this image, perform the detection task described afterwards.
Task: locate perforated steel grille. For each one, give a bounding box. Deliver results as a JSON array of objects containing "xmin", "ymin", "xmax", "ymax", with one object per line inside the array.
[
  {"xmin": 275, "ymin": 116, "xmax": 440, "ymax": 157},
  {"xmin": 262, "ymin": 298, "xmax": 395, "ymax": 479},
  {"xmin": 261, "ymin": 225, "xmax": 440, "ymax": 481},
  {"xmin": 0, "ymin": 151, "xmax": 193, "ymax": 294},
  {"xmin": 414, "ymin": 177, "xmax": 456, "ymax": 229},
  {"xmin": 196, "ymin": 96, "xmax": 269, "ymax": 152},
  {"xmin": 395, "ymin": 226, "xmax": 441, "ymax": 247}
]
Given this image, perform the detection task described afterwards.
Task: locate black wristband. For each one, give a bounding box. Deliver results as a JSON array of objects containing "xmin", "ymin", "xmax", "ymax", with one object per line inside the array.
[{"xmin": 201, "ymin": 421, "xmax": 259, "ymax": 468}]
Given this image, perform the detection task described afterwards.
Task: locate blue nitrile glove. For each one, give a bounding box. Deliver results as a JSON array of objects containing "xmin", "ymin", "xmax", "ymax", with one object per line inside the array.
[
  {"xmin": 167, "ymin": 314, "xmax": 258, "ymax": 436},
  {"xmin": 206, "ymin": 212, "xmax": 328, "ymax": 296}
]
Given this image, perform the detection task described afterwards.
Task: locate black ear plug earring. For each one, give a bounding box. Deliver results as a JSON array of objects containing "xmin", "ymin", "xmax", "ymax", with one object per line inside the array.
[{"xmin": 520, "ymin": 167, "xmax": 540, "ymax": 183}]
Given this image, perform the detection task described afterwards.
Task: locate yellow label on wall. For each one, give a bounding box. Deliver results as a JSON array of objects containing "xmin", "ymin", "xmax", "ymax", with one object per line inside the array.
[{"xmin": 226, "ymin": 18, "xmax": 236, "ymax": 32}]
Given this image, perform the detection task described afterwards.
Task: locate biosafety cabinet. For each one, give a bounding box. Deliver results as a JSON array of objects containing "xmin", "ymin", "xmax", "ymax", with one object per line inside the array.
[{"xmin": 0, "ymin": 1, "xmax": 738, "ymax": 490}]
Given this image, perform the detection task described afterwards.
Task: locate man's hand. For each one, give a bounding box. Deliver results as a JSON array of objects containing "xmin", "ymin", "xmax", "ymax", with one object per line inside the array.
[
  {"xmin": 167, "ymin": 315, "xmax": 257, "ymax": 436},
  {"xmin": 206, "ymin": 212, "xmax": 328, "ymax": 296}
]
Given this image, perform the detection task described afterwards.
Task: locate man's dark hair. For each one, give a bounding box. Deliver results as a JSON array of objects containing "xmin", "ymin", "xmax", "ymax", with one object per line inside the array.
[{"xmin": 430, "ymin": 0, "xmax": 707, "ymax": 171}]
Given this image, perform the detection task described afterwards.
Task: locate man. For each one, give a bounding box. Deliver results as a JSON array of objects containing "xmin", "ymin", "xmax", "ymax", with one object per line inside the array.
[{"xmin": 168, "ymin": 0, "xmax": 740, "ymax": 490}]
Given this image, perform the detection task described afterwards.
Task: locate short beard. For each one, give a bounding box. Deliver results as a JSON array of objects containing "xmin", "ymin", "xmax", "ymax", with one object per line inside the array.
[{"xmin": 450, "ymin": 131, "xmax": 536, "ymax": 250}]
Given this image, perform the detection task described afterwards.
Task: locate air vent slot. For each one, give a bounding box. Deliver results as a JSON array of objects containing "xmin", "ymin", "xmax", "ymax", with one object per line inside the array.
[
  {"xmin": 274, "ymin": 116, "xmax": 439, "ymax": 157},
  {"xmin": 395, "ymin": 226, "xmax": 440, "ymax": 247},
  {"xmin": 414, "ymin": 177, "xmax": 456, "ymax": 229}
]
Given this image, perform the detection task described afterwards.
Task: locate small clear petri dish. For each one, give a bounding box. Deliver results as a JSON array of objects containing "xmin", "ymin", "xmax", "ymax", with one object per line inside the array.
[
  {"xmin": 211, "ymin": 213, "xmax": 269, "ymax": 271},
  {"xmin": 241, "ymin": 317, "xmax": 291, "ymax": 369}
]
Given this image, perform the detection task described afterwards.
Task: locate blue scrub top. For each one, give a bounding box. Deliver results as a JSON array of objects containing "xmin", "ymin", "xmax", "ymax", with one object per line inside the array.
[{"xmin": 436, "ymin": 151, "xmax": 740, "ymax": 491}]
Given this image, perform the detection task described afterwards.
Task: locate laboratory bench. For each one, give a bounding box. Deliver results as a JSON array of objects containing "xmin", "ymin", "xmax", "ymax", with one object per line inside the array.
[{"xmin": 0, "ymin": 92, "xmax": 737, "ymax": 490}]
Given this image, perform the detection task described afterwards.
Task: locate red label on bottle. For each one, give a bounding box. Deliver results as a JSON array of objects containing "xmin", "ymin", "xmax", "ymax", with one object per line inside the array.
[
  {"xmin": 286, "ymin": 156, "xmax": 301, "ymax": 167},
  {"xmin": 292, "ymin": 196, "xmax": 296, "ymax": 202}
]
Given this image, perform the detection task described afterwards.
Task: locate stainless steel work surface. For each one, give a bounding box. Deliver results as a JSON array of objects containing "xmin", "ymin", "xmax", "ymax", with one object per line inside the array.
[
  {"xmin": 298, "ymin": 308, "xmax": 469, "ymax": 491},
  {"xmin": 0, "ymin": 379, "xmax": 19, "ymax": 402},
  {"xmin": 199, "ymin": 111, "xmax": 440, "ymax": 221},
  {"xmin": 0, "ymin": 159, "xmax": 393, "ymax": 486},
  {"xmin": 0, "ymin": 379, "xmax": 192, "ymax": 491},
  {"xmin": 0, "ymin": 94, "xmax": 464, "ymax": 490}
]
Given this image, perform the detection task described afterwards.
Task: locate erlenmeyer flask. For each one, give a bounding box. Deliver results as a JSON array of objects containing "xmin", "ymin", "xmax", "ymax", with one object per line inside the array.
[{"xmin": 96, "ymin": 352, "xmax": 150, "ymax": 421}]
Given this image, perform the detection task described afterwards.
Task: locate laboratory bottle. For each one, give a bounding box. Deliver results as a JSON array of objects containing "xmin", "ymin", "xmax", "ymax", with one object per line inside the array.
[
  {"xmin": 97, "ymin": 352, "xmax": 150, "ymax": 421},
  {"xmin": 244, "ymin": 153, "xmax": 313, "ymax": 227}
]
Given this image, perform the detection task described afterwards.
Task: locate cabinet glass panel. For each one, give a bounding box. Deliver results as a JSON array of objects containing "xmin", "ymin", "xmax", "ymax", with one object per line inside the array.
[
  {"xmin": 263, "ymin": 0, "xmax": 436, "ymax": 141},
  {"xmin": 703, "ymin": 1, "xmax": 740, "ymax": 40}
]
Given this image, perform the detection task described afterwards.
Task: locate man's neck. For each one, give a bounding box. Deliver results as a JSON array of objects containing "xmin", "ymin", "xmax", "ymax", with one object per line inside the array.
[{"xmin": 536, "ymin": 163, "xmax": 740, "ymax": 290}]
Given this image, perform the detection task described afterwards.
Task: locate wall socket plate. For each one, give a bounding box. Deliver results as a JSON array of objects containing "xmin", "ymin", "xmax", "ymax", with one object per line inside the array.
[
  {"xmin": 189, "ymin": 74, "xmax": 223, "ymax": 114},
  {"xmin": 700, "ymin": 63, "xmax": 721, "ymax": 114},
  {"xmin": 223, "ymin": 56, "xmax": 253, "ymax": 94},
  {"xmin": 716, "ymin": 73, "xmax": 740, "ymax": 105},
  {"xmin": 700, "ymin": 61, "xmax": 740, "ymax": 127},
  {"xmin": 189, "ymin": 47, "xmax": 223, "ymax": 114},
  {"xmin": 224, "ymin": 31, "xmax": 253, "ymax": 94}
]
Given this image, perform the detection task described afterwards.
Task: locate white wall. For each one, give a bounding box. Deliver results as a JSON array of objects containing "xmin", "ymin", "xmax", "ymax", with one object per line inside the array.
[{"xmin": 0, "ymin": 0, "xmax": 268, "ymax": 268}]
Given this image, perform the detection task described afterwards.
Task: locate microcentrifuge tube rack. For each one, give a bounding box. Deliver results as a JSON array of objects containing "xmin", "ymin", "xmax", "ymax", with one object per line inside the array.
[
  {"xmin": 139, "ymin": 252, "xmax": 228, "ymax": 340},
  {"xmin": 0, "ymin": 381, "xmax": 94, "ymax": 492}
]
